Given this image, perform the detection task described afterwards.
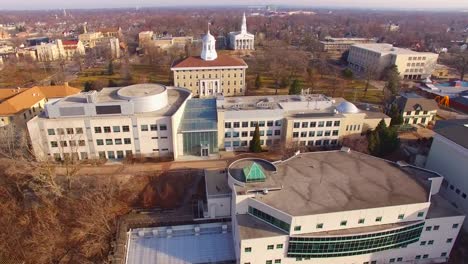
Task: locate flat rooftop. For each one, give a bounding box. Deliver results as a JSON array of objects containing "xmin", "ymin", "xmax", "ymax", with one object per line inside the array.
[
  {"xmin": 117, "ymin": 83, "xmax": 166, "ymax": 98},
  {"xmin": 126, "ymin": 223, "xmax": 235, "ymax": 264},
  {"xmin": 205, "ymin": 169, "xmax": 232, "ymax": 197},
  {"xmin": 230, "ymin": 151, "xmax": 433, "ymax": 216},
  {"xmin": 353, "ymin": 43, "xmax": 433, "ymax": 55},
  {"xmin": 45, "ymin": 86, "xmax": 190, "ymax": 117},
  {"xmin": 236, "ymin": 214, "xmax": 287, "ymax": 240},
  {"xmin": 217, "ymin": 94, "xmax": 335, "ymax": 112}
]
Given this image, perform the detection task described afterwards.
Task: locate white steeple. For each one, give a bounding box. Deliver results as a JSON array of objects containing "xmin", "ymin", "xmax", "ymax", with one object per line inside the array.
[
  {"xmin": 241, "ymin": 12, "xmax": 247, "ymax": 34},
  {"xmin": 200, "ymin": 23, "xmax": 217, "ymax": 61}
]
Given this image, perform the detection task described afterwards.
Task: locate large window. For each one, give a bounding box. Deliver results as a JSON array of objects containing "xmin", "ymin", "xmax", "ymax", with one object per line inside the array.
[
  {"xmin": 248, "ymin": 206, "xmax": 290, "ymax": 232},
  {"xmin": 287, "ymin": 222, "xmax": 424, "ymax": 258}
]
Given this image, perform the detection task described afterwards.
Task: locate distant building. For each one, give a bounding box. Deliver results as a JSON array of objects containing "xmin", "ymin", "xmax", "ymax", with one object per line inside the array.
[
  {"xmin": 228, "ymin": 13, "xmax": 255, "ymax": 50},
  {"xmin": 171, "ymin": 26, "xmax": 248, "ymax": 97},
  {"xmin": 348, "ymin": 43, "xmax": 439, "ymax": 80},
  {"xmin": 138, "ymin": 31, "xmax": 193, "ymax": 50},
  {"xmin": 426, "ymin": 119, "xmax": 468, "ymax": 231},
  {"xmin": 0, "ymin": 84, "xmax": 81, "ymax": 128},
  {"xmin": 35, "ymin": 39, "xmax": 65, "ymax": 61},
  {"xmin": 99, "ymin": 27, "xmax": 122, "ymax": 39},
  {"xmin": 78, "ymin": 32, "xmax": 103, "ymax": 48},
  {"xmin": 320, "ymin": 37, "xmax": 377, "ymax": 59},
  {"xmin": 393, "ymin": 92, "xmax": 439, "ymax": 126},
  {"xmin": 62, "ymin": 40, "xmax": 85, "ymax": 59}
]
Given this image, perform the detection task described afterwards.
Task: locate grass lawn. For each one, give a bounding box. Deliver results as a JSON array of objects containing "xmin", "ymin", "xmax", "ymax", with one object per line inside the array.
[{"xmin": 69, "ymin": 63, "xmax": 171, "ymax": 89}]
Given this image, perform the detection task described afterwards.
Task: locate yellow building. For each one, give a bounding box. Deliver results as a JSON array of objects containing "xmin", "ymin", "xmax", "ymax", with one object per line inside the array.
[
  {"xmin": 0, "ymin": 84, "xmax": 81, "ymax": 128},
  {"xmin": 171, "ymin": 27, "xmax": 247, "ymax": 97}
]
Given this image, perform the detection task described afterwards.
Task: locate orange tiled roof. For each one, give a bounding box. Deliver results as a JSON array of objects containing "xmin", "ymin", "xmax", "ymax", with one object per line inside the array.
[
  {"xmin": 0, "ymin": 85, "xmax": 81, "ymax": 116},
  {"xmin": 172, "ymin": 54, "xmax": 247, "ymax": 69},
  {"xmin": 0, "ymin": 88, "xmax": 30, "ymax": 100}
]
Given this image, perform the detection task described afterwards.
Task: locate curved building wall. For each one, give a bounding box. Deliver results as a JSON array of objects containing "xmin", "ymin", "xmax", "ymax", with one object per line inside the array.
[
  {"xmin": 117, "ymin": 85, "xmax": 169, "ymax": 113},
  {"xmin": 287, "ymin": 222, "xmax": 424, "ymax": 258}
]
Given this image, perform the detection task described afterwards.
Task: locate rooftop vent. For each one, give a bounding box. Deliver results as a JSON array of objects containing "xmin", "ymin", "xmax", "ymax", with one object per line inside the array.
[
  {"xmin": 84, "ymin": 90, "xmax": 98, "ymax": 103},
  {"xmin": 396, "ymin": 160, "xmax": 409, "ymax": 167},
  {"xmin": 340, "ymin": 147, "xmax": 351, "ymax": 153}
]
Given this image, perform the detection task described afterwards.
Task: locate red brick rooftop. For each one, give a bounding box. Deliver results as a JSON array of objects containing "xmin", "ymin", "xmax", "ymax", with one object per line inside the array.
[{"xmin": 172, "ymin": 54, "xmax": 247, "ymax": 68}]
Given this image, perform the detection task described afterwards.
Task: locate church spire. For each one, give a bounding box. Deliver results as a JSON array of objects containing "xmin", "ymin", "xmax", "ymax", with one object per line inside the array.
[{"xmin": 241, "ymin": 12, "xmax": 247, "ymax": 34}]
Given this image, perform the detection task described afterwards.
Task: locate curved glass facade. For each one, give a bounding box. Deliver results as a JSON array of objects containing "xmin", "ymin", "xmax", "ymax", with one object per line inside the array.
[
  {"xmin": 287, "ymin": 222, "xmax": 424, "ymax": 258},
  {"xmin": 248, "ymin": 206, "xmax": 290, "ymax": 232}
]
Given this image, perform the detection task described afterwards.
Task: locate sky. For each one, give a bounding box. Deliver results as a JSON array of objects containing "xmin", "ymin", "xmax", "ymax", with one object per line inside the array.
[{"xmin": 1, "ymin": 0, "xmax": 468, "ymax": 11}]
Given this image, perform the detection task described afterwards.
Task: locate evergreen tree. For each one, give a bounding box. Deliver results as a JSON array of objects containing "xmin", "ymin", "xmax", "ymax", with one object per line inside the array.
[
  {"xmin": 249, "ymin": 124, "xmax": 262, "ymax": 153},
  {"xmin": 383, "ymin": 65, "xmax": 400, "ymax": 97},
  {"xmin": 107, "ymin": 60, "xmax": 114, "ymax": 75},
  {"xmin": 342, "ymin": 68, "xmax": 353, "ymax": 79},
  {"xmin": 289, "ymin": 79, "xmax": 302, "ymax": 95},
  {"xmin": 108, "ymin": 79, "xmax": 118, "ymax": 87},
  {"xmin": 389, "ymin": 104, "xmax": 403, "ymax": 126},
  {"xmin": 255, "ymin": 74, "xmax": 263, "ymax": 89},
  {"xmin": 83, "ymin": 81, "xmax": 92, "ymax": 92},
  {"xmin": 368, "ymin": 119, "xmax": 400, "ymax": 157}
]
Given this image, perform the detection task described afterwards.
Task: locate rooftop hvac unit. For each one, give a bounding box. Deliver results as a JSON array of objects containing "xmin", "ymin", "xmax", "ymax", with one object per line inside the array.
[
  {"xmin": 222, "ymin": 224, "xmax": 228, "ymax": 234},
  {"xmin": 138, "ymin": 230, "xmax": 145, "ymax": 237},
  {"xmin": 194, "ymin": 226, "xmax": 200, "ymax": 236},
  {"xmin": 166, "ymin": 228, "xmax": 173, "ymax": 238},
  {"xmin": 152, "ymin": 229, "xmax": 158, "ymax": 237},
  {"xmin": 340, "ymin": 147, "xmax": 351, "ymax": 153},
  {"xmin": 84, "ymin": 90, "xmax": 98, "ymax": 103}
]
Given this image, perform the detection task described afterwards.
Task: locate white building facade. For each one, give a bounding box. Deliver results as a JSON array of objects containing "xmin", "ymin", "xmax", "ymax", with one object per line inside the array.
[
  {"xmin": 228, "ymin": 151, "xmax": 465, "ymax": 264},
  {"xmin": 348, "ymin": 44, "xmax": 439, "ymax": 80},
  {"xmin": 425, "ymin": 119, "xmax": 468, "ymax": 231},
  {"xmin": 27, "ymin": 84, "xmax": 191, "ymax": 161},
  {"xmin": 229, "ymin": 13, "xmax": 255, "ymax": 50}
]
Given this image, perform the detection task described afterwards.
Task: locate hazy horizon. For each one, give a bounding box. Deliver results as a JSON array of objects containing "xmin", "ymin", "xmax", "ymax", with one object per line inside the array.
[{"xmin": 1, "ymin": 0, "xmax": 468, "ymax": 11}]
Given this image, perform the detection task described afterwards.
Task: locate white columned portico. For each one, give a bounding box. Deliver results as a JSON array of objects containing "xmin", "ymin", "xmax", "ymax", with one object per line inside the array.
[{"xmin": 199, "ymin": 79, "xmax": 221, "ymax": 97}]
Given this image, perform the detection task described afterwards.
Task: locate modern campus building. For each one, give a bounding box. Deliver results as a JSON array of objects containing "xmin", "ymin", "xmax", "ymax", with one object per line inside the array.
[
  {"xmin": 229, "ymin": 150, "xmax": 464, "ymax": 264},
  {"xmin": 171, "ymin": 27, "xmax": 248, "ymax": 97},
  {"xmin": 425, "ymin": 119, "xmax": 468, "ymax": 231},
  {"xmin": 229, "ymin": 13, "xmax": 255, "ymax": 50},
  {"xmin": 217, "ymin": 95, "xmax": 390, "ymax": 151},
  {"xmin": 347, "ymin": 43, "xmax": 439, "ymax": 80},
  {"xmin": 320, "ymin": 37, "xmax": 376, "ymax": 59},
  {"xmin": 124, "ymin": 149, "xmax": 465, "ymax": 264},
  {"xmin": 392, "ymin": 93, "xmax": 439, "ymax": 126},
  {"xmin": 27, "ymin": 85, "xmax": 391, "ymax": 161},
  {"xmin": 27, "ymin": 84, "xmax": 192, "ymax": 161}
]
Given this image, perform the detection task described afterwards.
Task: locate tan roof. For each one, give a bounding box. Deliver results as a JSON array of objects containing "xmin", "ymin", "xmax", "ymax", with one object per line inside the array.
[
  {"xmin": 0, "ymin": 85, "xmax": 81, "ymax": 115},
  {"xmin": 172, "ymin": 54, "xmax": 247, "ymax": 69}
]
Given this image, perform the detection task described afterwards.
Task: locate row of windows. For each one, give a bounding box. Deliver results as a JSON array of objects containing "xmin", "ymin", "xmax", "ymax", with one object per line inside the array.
[
  {"xmin": 293, "ymin": 121, "xmax": 339, "ymax": 129},
  {"xmin": 447, "ymin": 182, "xmax": 467, "ymax": 200},
  {"xmin": 50, "ymin": 140, "xmax": 86, "ymax": 148},
  {"xmin": 295, "ymin": 139, "xmax": 338, "ymax": 147},
  {"xmin": 243, "ymin": 260, "xmax": 281, "ymax": 264},
  {"xmin": 53, "ymin": 152, "xmax": 88, "ymax": 161},
  {"xmin": 224, "ymin": 139, "xmax": 281, "ymax": 148},
  {"xmin": 98, "ymin": 150, "xmax": 133, "ymax": 159},
  {"xmin": 225, "ymin": 120, "xmax": 282, "ymax": 129},
  {"xmin": 292, "ymin": 130, "xmax": 339, "ymax": 138},
  {"xmin": 408, "ymin": 56, "xmax": 427, "ymax": 61},
  {"xmin": 225, "ymin": 130, "xmax": 281, "ymax": 138},
  {"xmin": 196, "ymin": 88, "xmax": 243, "ymax": 95},
  {"xmin": 406, "ymin": 62, "xmax": 426, "ymax": 67},
  {"xmin": 177, "ymin": 68, "xmax": 243, "ymax": 73},
  {"xmin": 177, "ymin": 72, "xmax": 243, "ymax": 79},
  {"xmin": 48, "ymin": 127, "xmax": 85, "ymax": 135},
  {"xmin": 346, "ymin": 124, "xmax": 360, "ymax": 132},
  {"xmin": 405, "ymin": 68, "xmax": 424, "ymax": 73},
  {"xmin": 405, "ymin": 110, "xmax": 430, "ymax": 115},
  {"xmin": 248, "ymin": 206, "xmax": 290, "ymax": 232},
  {"xmin": 292, "ymin": 214, "xmax": 415, "ymax": 233},
  {"xmin": 96, "ymin": 138, "xmax": 132, "ymax": 146},
  {"xmin": 94, "ymin": 126, "xmax": 131, "ymax": 133},
  {"xmin": 287, "ymin": 223, "xmax": 424, "ymax": 258},
  {"xmin": 141, "ymin": 124, "xmax": 167, "ymax": 132}
]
